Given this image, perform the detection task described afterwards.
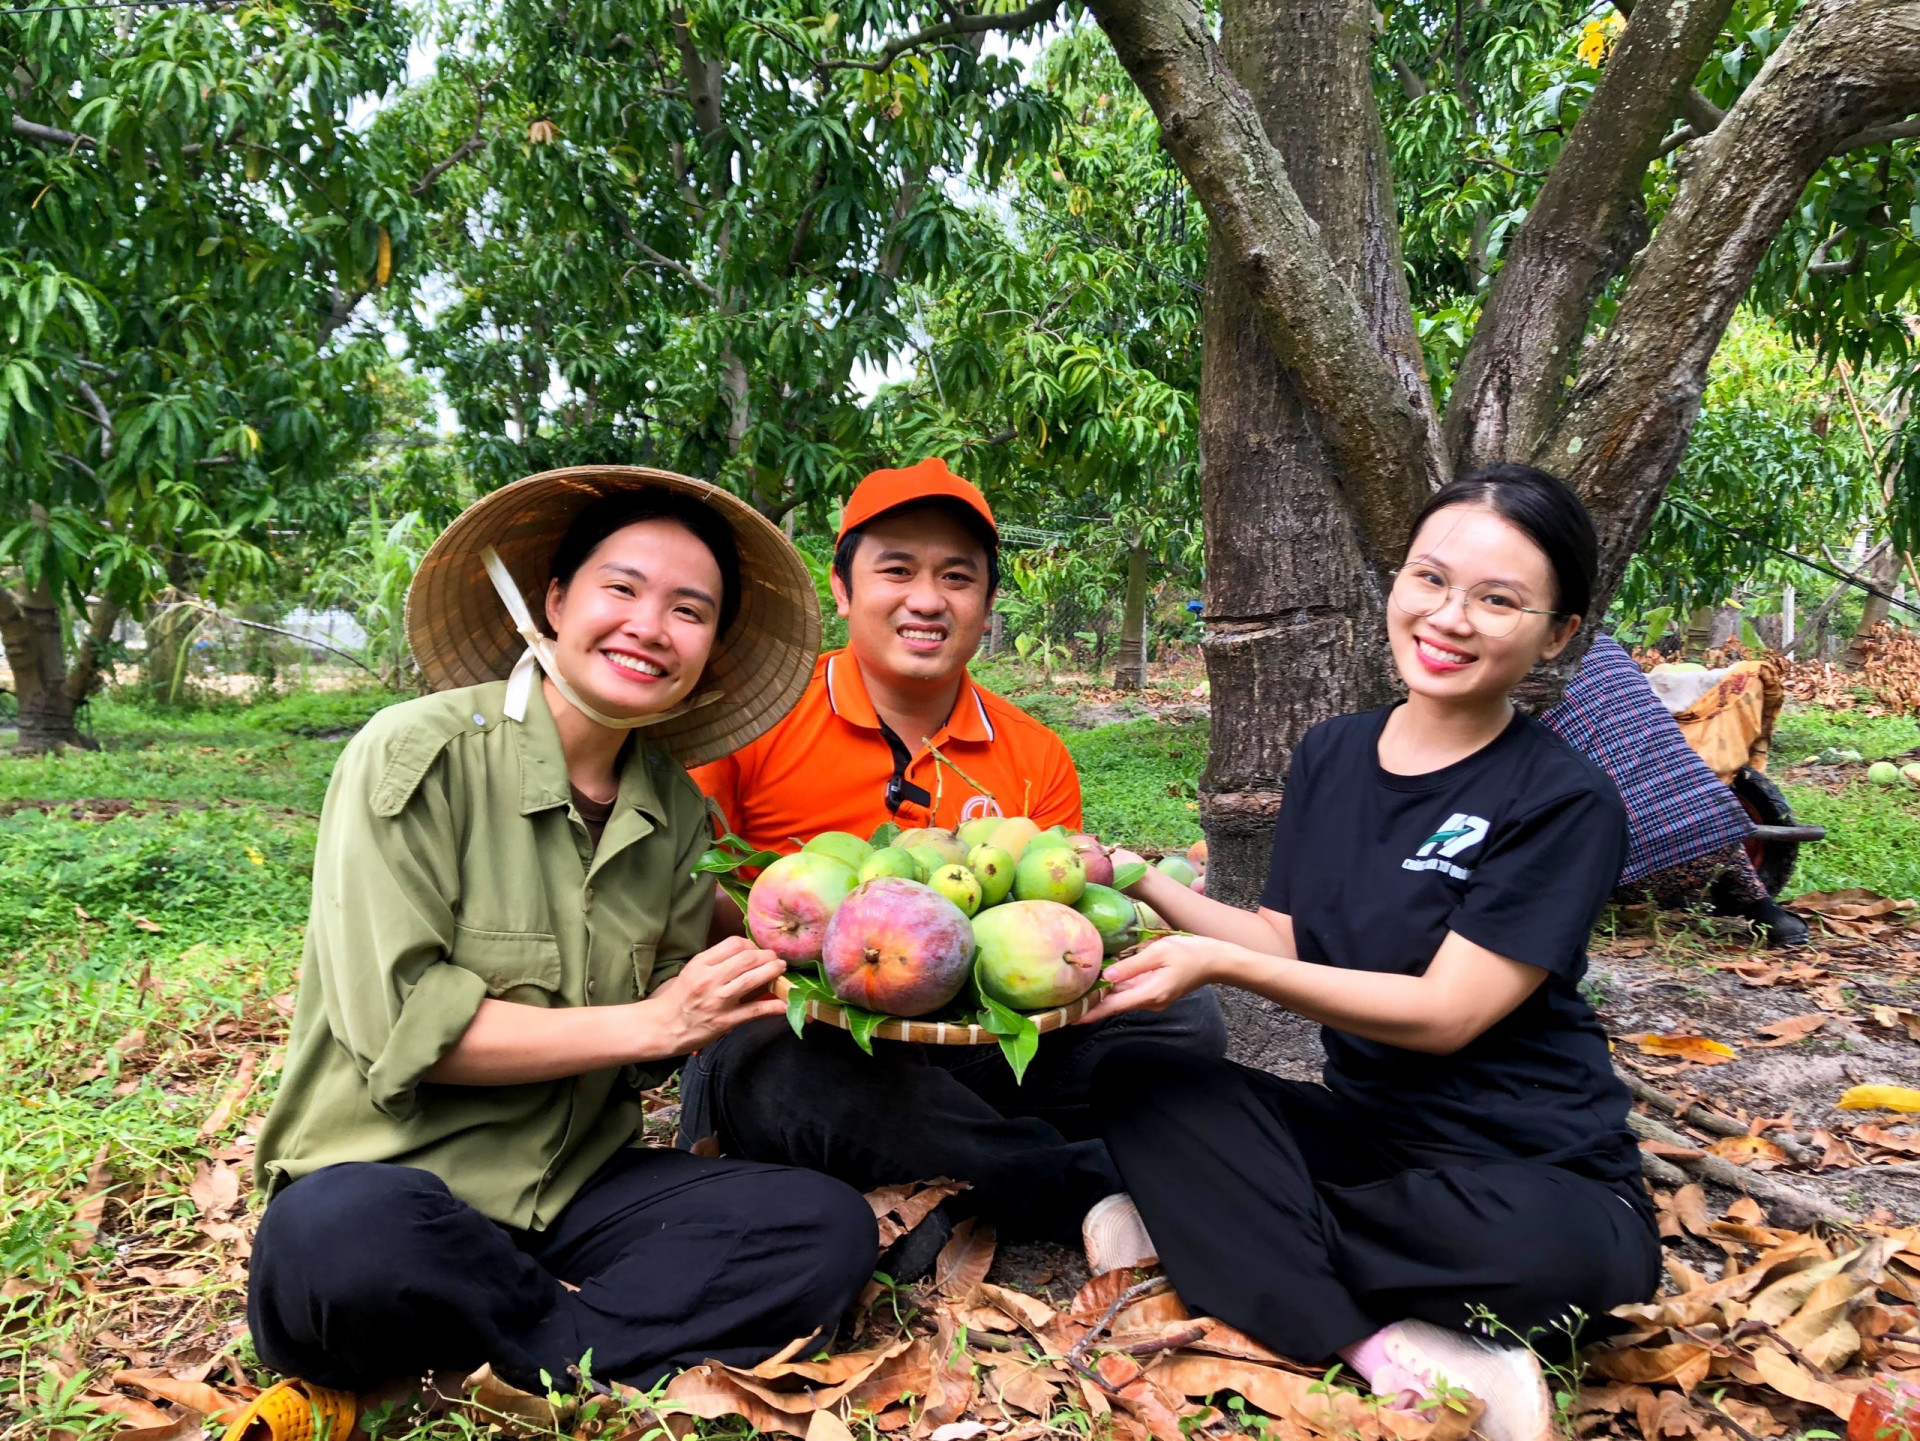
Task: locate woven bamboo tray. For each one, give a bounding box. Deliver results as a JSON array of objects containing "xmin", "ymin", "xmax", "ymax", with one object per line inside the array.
[{"xmin": 773, "ymin": 973, "xmax": 1098, "ymax": 1045}]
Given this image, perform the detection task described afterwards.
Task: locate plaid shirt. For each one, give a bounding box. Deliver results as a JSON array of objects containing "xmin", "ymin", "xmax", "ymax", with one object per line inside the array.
[{"xmin": 1539, "ymin": 634, "xmax": 1751, "ymax": 884}]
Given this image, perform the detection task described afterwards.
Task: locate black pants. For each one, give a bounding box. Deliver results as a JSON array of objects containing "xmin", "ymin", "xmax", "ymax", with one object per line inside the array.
[
  {"xmin": 679, "ymin": 990, "xmax": 1228, "ymax": 1243},
  {"xmin": 248, "ymin": 1148, "xmax": 877, "ymax": 1394},
  {"xmin": 1094, "ymin": 1043, "xmax": 1661, "ymax": 1363}
]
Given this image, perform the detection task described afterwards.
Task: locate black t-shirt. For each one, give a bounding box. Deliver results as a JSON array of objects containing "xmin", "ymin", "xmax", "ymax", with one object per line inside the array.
[{"xmin": 1260, "ymin": 706, "xmax": 1638, "ymax": 1183}]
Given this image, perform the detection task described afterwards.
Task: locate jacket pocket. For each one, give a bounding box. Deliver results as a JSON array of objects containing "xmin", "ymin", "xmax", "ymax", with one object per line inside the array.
[
  {"xmin": 631, "ymin": 941, "xmax": 660, "ymax": 997},
  {"xmin": 451, "ymin": 925, "xmax": 564, "ymax": 1005}
]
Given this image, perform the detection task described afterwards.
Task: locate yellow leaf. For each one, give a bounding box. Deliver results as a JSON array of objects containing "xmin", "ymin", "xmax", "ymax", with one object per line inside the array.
[
  {"xmin": 1839, "ymin": 1084, "xmax": 1920, "ymax": 1111},
  {"xmin": 376, "ymin": 226, "xmax": 392, "ymax": 287},
  {"xmin": 1632, "ymin": 1032, "xmax": 1738, "ymax": 1064},
  {"xmin": 1576, "ymin": 19, "xmax": 1609, "ymax": 64}
]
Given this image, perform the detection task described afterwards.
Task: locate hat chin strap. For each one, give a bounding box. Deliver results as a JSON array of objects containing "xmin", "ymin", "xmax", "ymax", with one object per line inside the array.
[{"xmin": 482, "ymin": 546, "xmax": 722, "ymax": 733}]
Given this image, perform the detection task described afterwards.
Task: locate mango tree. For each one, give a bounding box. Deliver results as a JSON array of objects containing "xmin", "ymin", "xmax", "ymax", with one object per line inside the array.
[
  {"xmin": 1075, "ymin": 0, "xmax": 1920, "ymax": 911},
  {"xmin": 0, "ymin": 0, "xmax": 425, "ymax": 748},
  {"xmin": 881, "ymin": 29, "xmax": 1203, "ymax": 685},
  {"xmin": 393, "ymin": 0, "xmax": 1065, "ymax": 519}
]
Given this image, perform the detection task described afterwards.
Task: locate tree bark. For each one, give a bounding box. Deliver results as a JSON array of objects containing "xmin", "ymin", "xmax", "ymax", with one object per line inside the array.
[
  {"xmin": 1845, "ymin": 544, "xmax": 1902, "ymax": 664},
  {"xmin": 1184, "ymin": 0, "xmax": 1411, "ymax": 931},
  {"xmin": 1445, "ymin": 0, "xmax": 1738, "ymax": 471},
  {"xmin": 1114, "ymin": 542, "xmax": 1150, "ymax": 689},
  {"xmin": 0, "ymin": 577, "xmax": 102, "ymax": 752},
  {"xmin": 1541, "ymin": 0, "xmax": 1920, "ymax": 606},
  {"xmin": 1085, "ymin": 0, "xmax": 1441, "ymax": 573}
]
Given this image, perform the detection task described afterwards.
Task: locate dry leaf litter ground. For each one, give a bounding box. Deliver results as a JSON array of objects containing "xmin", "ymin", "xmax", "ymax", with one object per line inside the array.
[{"xmin": 10, "ymin": 673, "xmax": 1920, "ymax": 1440}]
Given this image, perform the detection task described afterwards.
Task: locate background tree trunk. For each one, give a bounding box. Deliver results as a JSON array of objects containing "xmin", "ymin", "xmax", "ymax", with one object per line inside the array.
[
  {"xmin": 1113, "ymin": 542, "xmax": 1150, "ymax": 689},
  {"xmin": 1845, "ymin": 545, "xmax": 1902, "ymax": 664},
  {"xmin": 143, "ymin": 596, "xmax": 198, "ymax": 704},
  {"xmin": 0, "ymin": 577, "xmax": 103, "ymax": 752}
]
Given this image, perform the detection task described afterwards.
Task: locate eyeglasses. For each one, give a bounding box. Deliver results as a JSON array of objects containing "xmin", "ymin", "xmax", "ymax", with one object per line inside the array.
[{"xmin": 1389, "ymin": 566, "xmax": 1561, "ymax": 639}]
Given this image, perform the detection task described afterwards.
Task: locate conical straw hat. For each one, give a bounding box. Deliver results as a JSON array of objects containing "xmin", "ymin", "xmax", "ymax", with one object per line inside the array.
[{"xmin": 406, "ymin": 466, "xmax": 820, "ymax": 768}]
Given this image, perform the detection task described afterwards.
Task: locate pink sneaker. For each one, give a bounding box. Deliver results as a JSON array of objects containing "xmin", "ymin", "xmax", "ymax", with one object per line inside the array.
[
  {"xmin": 1081, "ymin": 1193, "xmax": 1157, "ymax": 1276},
  {"xmin": 1375, "ymin": 1320, "xmax": 1553, "ymax": 1441}
]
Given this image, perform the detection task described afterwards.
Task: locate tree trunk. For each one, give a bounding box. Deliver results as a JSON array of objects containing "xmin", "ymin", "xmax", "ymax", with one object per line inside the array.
[
  {"xmin": 0, "ymin": 576, "xmax": 106, "ymax": 752},
  {"xmin": 1113, "ymin": 542, "xmax": 1150, "ymax": 689},
  {"xmin": 1845, "ymin": 545, "xmax": 1902, "ymax": 665},
  {"xmin": 144, "ymin": 594, "xmax": 198, "ymax": 703},
  {"xmin": 1193, "ymin": 0, "xmax": 1409, "ymax": 910}
]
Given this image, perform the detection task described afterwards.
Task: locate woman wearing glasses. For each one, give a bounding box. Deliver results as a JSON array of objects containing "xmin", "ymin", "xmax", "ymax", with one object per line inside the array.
[{"xmin": 1080, "ymin": 465, "xmax": 1657, "ymax": 1441}]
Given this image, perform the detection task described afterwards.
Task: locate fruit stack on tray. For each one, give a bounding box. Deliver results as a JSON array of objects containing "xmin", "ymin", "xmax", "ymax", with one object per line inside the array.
[{"xmin": 701, "ymin": 818, "xmax": 1207, "ymax": 1078}]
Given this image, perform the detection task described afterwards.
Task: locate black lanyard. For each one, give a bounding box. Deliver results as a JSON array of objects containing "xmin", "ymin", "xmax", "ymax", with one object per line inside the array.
[{"xmin": 876, "ymin": 717, "xmax": 934, "ymax": 817}]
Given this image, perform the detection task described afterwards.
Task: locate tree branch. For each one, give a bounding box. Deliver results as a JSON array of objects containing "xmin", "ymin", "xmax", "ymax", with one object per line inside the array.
[
  {"xmin": 1538, "ymin": 0, "xmax": 1920, "ymax": 607},
  {"xmin": 76, "ymin": 378, "xmax": 113, "ymax": 460},
  {"xmin": 1445, "ymin": 0, "xmax": 1737, "ymax": 472},
  {"xmin": 10, "ymin": 113, "xmax": 95, "ymax": 150},
  {"xmin": 410, "ymin": 134, "xmax": 483, "ymax": 197},
  {"xmin": 1083, "ymin": 0, "xmax": 1440, "ymax": 572},
  {"xmin": 633, "ymin": 240, "xmax": 721, "ymax": 300},
  {"xmin": 825, "ymin": 0, "xmax": 1064, "ymax": 73},
  {"xmin": 63, "ymin": 598, "xmax": 123, "ymax": 706},
  {"xmin": 1831, "ymin": 113, "xmax": 1920, "ymax": 152}
]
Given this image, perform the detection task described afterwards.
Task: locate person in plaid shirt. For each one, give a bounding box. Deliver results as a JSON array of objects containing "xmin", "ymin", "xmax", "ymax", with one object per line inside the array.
[{"xmin": 1540, "ymin": 633, "xmax": 1808, "ymax": 946}]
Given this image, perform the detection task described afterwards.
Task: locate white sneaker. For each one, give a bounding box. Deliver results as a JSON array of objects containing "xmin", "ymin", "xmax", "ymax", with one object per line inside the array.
[
  {"xmin": 1379, "ymin": 1319, "xmax": 1554, "ymax": 1441},
  {"xmin": 1082, "ymin": 1192, "xmax": 1158, "ymax": 1276}
]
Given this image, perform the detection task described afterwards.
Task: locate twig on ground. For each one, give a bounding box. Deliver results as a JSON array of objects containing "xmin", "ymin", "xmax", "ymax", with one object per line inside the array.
[
  {"xmin": 1064, "ymin": 1275, "xmax": 1170, "ymax": 1373},
  {"xmin": 1626, "ymin": 1112, "xmax": 1859, "ymax": 1226},
  {"xmin": 1621, "ymin": 1071, "xmax": 1821, "ymax": 1167}
]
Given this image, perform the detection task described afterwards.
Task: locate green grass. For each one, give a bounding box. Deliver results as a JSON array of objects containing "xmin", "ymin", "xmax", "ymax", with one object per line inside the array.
[
  {"xmin": 1781, "ymin": 780, "xmax": 1920, "ymax": 899},
  {"xmin": 1773, "ymin": 702, "xmax": 1920, "ymax": 762},
  {"xmin": 1066, "ymin": 716, "xmax": 1206, "ymax": 851}
]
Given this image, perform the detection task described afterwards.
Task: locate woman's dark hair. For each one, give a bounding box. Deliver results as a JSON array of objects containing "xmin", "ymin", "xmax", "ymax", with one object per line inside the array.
[
  {"xmin": 549, "ymin": 491, "xmax": 743, "ymax": 636},
  {"xmin": 1406, "ymin": 463, "xmax": 1596, "ymax": 620}
]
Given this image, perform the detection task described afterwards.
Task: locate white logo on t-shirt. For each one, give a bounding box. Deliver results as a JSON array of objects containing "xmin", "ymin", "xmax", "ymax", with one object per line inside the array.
[
  {"xmin": 959, "ymin": 794, "xmax": 1005, "ymax": 823},
  {"xmin": 1402, "ymin": 812, "xmax": 1490, "ymax": 880}
]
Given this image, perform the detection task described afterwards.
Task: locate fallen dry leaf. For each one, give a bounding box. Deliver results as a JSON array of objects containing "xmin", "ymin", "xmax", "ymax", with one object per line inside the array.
[
  {"xmin": 1747, "ymin": 1345, "xmax": 1864, "ymax": 1419},
  {"xmin": 932, "ymin": 1218, "xmax": 995, "ymax": 1302},
  {"xmin": 1754, "ymin": 1014, "xmax": 1828, "ymax": 1047},
  {"xmin": 67, "ymin": 1144, "xmax": 114, "ymax": 1257},
  {"xmin": 188, "ymin": 1161, "xmax": 240, "ymax": 1221},
  {"xmin": 865, "ymin": 1180, "xmax": 967, "ymax": 1250},
  {"xmin": 1709, "ymin": 1135, "xmax": 1790, "ymax": 1167},
  {"xmin": 1632, "ymin": 1034, "xmax": 1739, "ymax": 1065},
  {"xmin": 1841, "ymin": 1085, "xmax": 1920, "ymax": 1113},
  {"xmin": 197, "ymin": 1053, "xmax": 259, "ymax": 1142},
  {"xmin": 1588, "ymin": 1341, "xmax": 1714, "ymax": 1391},
  {"xmin": 111, "ymin": 1370, "xmax": 247, "ymax": 1423}
]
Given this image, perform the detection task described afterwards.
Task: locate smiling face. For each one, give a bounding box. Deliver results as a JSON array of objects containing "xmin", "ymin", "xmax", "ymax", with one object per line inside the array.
[
  {"xmin": 543, "ymin": 517, "xmax": 724, "ymax": 721},
  {"xmin": 1388, "ymin": 503, "xmax": 1579, "ymax": 707},
  {"xmin": 831, "ymin": 505, "xmax": 993, "ymax": 688}
]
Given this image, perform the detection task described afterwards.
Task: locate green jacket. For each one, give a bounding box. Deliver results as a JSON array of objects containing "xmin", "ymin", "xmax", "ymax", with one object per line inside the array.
[{"xmin": 255, "ymin": 679, "xmax": 715, "ymax": 1229}]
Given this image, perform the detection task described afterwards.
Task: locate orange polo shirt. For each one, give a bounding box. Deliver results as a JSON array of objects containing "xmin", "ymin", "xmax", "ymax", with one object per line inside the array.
[{"xmin": 691, "ymin": 649, "xmax": 1082, "ymax": 855}]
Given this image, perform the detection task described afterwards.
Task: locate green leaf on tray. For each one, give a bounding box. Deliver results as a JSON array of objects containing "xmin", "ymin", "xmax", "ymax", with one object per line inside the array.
[
  {"xmin": 845, "ymin": 1005, "xmax": 888, "ymax": 1055},
  {"xmin": 782, "ymin": 968, "xmax": 837, "ymax": 1039},
  {"xmin": 693, "ymin": 838, "xmax": 781, "ymax": 876},
  {"xmin": 972, "ymin": 960, "xmax": 1041, "ymax": 1083},
  {"xmin": 1110, "ymin": 860, "xmax": 1147, "ymax": 891},
  {"xmin": 868, "ymin": 820, "xmax": 901, "ymax": 849}
]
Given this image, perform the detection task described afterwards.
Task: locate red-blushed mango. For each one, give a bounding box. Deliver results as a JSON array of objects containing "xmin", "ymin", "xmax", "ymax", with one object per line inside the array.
[
  {"xmin": 821, "ymin": 878, "xmax": 975, "ymax": 1016},
  {"xmin": 1067, "ymin": 834, "xmax": 1113, "ymax": 887},
  {"xmin": 1187, "ymin": 838, "xmax": 1208, "ymax": 870},
  {"xmin": 747, "ymin": 852, "xmax": 859, "ymax": 963},
  {"xmin": 973, "ymin": 900, "xmax": 1103, "ymax": 1009}
]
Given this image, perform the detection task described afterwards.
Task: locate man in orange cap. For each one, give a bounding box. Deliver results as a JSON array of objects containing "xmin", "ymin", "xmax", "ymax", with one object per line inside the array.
[
  {"xmin": 684, "ymin": 457, "xmax": 1225, "ymax": 1275},
  {"xmin": 694, "ymin": 456, "xmax": 1080, "ymax": 847}
]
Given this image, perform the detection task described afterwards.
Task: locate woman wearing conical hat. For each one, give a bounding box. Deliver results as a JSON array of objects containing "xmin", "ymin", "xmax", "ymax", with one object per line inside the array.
[{"xmin": 243, "ymin": 469, "xmax": 875, "ymax": 1410}]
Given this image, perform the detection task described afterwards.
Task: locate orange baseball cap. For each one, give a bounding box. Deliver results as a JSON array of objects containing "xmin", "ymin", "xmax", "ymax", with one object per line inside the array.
[{"xmin": 836, "ymin": 457, "xmax": 997, "ymax": 544}]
